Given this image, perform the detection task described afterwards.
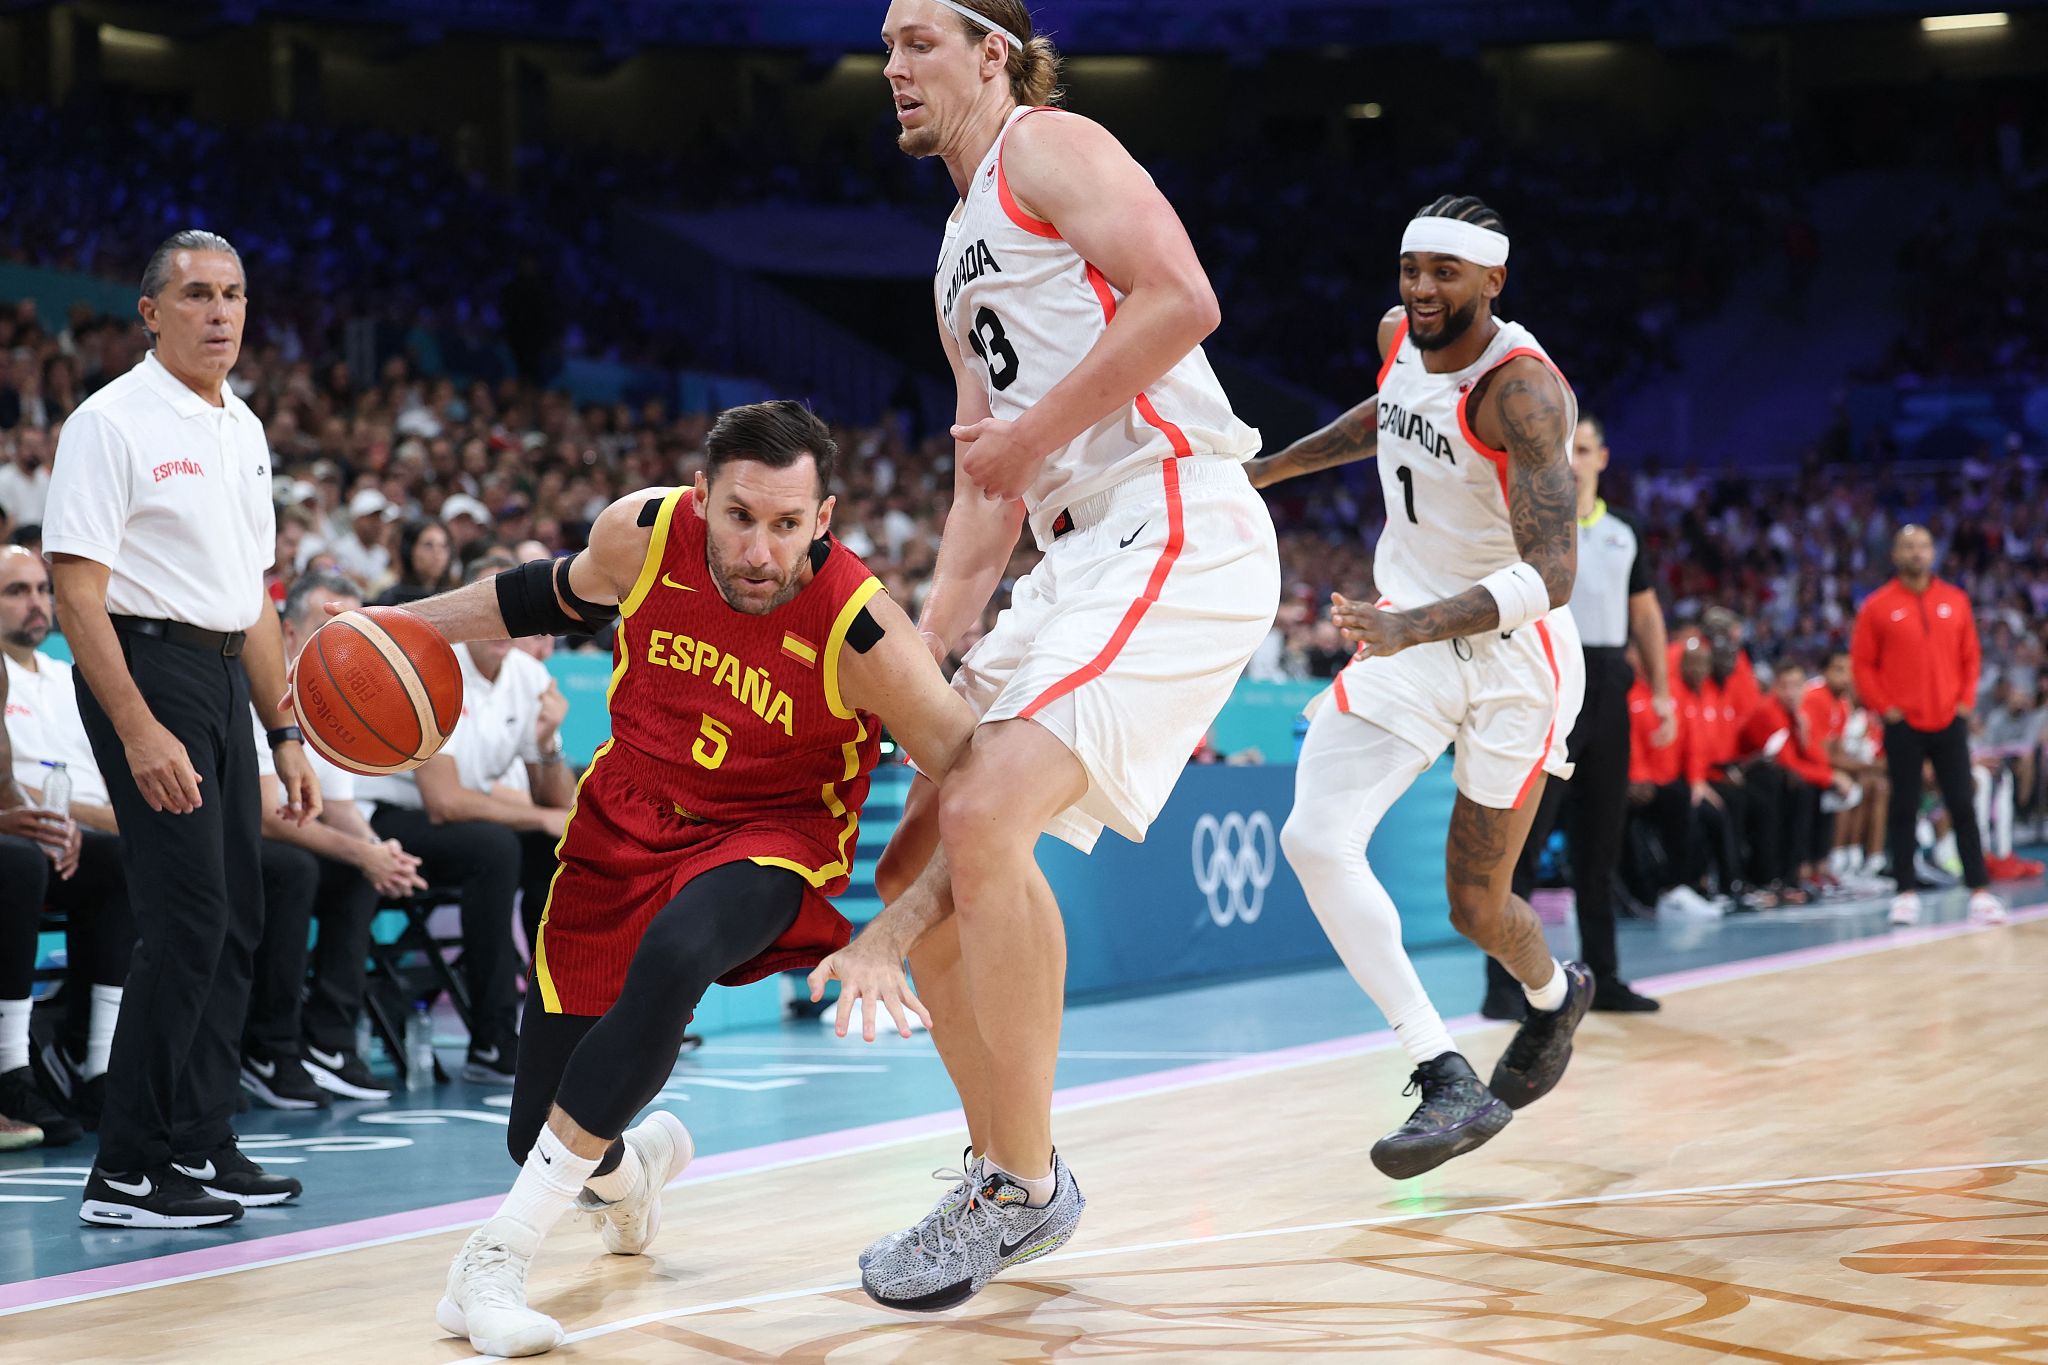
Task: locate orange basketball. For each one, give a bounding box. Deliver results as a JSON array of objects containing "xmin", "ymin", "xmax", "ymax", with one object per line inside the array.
[{"xmin": 290, "ymin": 606, "xmax": 464, "ymax": 776}]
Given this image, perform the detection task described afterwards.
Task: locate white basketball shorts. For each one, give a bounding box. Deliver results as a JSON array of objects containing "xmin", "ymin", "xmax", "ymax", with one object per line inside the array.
[
  {"xmin": 1324, "ymin": 604, "xmax": 1587, "ymax": 810},
  {"xmin": 953, "ymin": 457, "xmax": 1280, "ymax": 852}
]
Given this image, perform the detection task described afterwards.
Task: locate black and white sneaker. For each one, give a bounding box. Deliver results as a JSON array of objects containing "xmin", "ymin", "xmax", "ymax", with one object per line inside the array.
[
  {"xmin": 81, "ymin": 1165, "xmax": 243, "ymax": 1228},
  {"xmin": 461, "ymin": 1041, "xmax": 517, "ymax": 1085},
  {"xmin": 0, "ymin": 1065, "xmax": 82, "ymax": 1147},
  {"xmin": 303, "ymin": 1044, "xmax": 392, "ymax": 1101},
  {"xmin": 173, "ymin": 1141, "xmax": 303, "ymax": 1207},
  {"xmin": 31, "ymin": 1039, "xmax": 103, "ymax": 1130},
  {"xmin": 240, "ymin": 1047, "xmax": 329, "ymax": 1110}
]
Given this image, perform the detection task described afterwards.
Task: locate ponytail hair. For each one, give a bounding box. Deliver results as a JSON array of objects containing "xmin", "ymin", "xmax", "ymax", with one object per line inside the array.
[{"xmin": 948, "ymin": 0, "xmax": 1064, "ymax": 107}]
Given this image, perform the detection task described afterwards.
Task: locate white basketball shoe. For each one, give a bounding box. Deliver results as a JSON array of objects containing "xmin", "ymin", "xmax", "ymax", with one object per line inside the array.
[{"xmin": 436, "ymin": 1216, "xmax": 564, "ymax": 1358}]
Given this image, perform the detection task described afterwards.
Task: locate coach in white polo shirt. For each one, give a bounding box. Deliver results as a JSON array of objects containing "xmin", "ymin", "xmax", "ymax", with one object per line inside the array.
[
  {"xmin": 44, "ymin": 230, "xmax": 320, "ymax": 1230},
  {"xmin": 358, "ymin": 556, "xmax": 572, "ymax": 1082}
]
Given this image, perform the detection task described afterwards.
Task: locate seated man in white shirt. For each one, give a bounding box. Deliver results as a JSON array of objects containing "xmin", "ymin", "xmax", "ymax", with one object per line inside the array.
[
  {"xmin": 0, "ymin": 428, "xmax": 52, "ymax": 530},
  {"xmin": 242, "ymin": 574, "xmax": 428, "ymax": 1108},
  {"xmin": 0, "ymin": 545, "xmax": 133, "ymax": 1143},
  {"xmin": 358, "ymin": 560, "xmax": 573, "ymax": 1082}
]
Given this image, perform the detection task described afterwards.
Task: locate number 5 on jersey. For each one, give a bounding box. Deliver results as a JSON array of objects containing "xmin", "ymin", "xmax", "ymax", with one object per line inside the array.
[
  {"xmin": 692, "ymin": 715, "xmax": 732, "ymax": 771},
  {"xmin": 967, "ymin": 306, "xmax": 1020, "ymax": 391}
]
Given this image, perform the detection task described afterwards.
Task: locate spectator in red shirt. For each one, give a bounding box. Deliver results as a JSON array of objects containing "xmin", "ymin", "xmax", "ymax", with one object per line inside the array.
[
  {"xmin": 1671, "ymin": 633, "xmax": 1749, "ymax": 900},
  {"xmin": 1850, "ymin": 525, "xmax": 2005, "ymax": 926},
  {"xmin": 1624, "ymin": 645, "xmax": 1696, "ymax": 909}
]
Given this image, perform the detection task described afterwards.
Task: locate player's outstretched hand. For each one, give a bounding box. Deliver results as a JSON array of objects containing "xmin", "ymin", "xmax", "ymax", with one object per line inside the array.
[
  {"xmin": 1330, "ymin": 592, "xmax": 1419, "ymax": 659},
  {"xmin": 807, "ymin": 934, "xmax": 933, "ymax": 1042}
]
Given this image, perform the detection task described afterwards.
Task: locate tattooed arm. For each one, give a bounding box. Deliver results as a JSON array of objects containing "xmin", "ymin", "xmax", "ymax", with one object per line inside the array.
[
  {"xmin": 1331, "ymin": 355, "xmax": 1577, "ymax": 655},
  {"xmin": 1246, "ymin": 307, "xmax": 1402, "ymax": 489},
  {"xmin": 1245, "ymin": 397, "xmax": 1376, "ymax": 489}
]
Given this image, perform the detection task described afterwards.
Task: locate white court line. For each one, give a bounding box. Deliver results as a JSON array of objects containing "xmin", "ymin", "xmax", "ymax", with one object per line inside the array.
[
  {"xmin": 5, "ymin": 908, "xmax": 2036, "ymax": 1322},
  {"xmin": 538, "ymin": 1156, "xmax": 2048, "ymax": 1355}
]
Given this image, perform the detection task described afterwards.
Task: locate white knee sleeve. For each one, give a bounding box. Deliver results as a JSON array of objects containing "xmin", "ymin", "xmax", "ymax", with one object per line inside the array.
[{"xmin": 1284, "ymin": 706, "xmax": 1455, "ymax": 1066}]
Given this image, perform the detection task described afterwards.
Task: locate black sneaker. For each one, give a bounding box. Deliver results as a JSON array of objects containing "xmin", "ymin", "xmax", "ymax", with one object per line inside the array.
[
  {"xmin": 1370, "ymin": 1053, "xmax": 1513, "ymax": 1180},
  {"xmin": 0, "ymin": 1065, "xmax": 82, "ymax": 1146},
  {"xmin": 1489, "ymin": 962, "xmax": 1594, "ymax": 1111},
  {"xmin": 32, "ymin": 1039, "xmax": 103, "ymax": 1130},
  {"xmin": 173, "ymin": 1141, "xmax": 303, "ymax": 1206},
  {"xmin": 240, "ymin": 1046, "xmax": 330, "ymax": 1110},
  {"xmin": 461, "ymin": 1039, "xmax": 518, "ymax": 1085},
  {"xmin": 1591, "ymin": 981, "xmax": 1661, "ymax": 1013},
  {"xmin": 80, "ymin": 1164, "xmax": 243, "ymax": 1228},
  {"xmin": 303, "ymin": 1043, "xmax": 392, "ymax": 1101}
]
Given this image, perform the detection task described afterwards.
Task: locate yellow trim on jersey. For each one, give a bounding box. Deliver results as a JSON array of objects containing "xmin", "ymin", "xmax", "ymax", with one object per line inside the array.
[
  {"xmin": 532, "ymin": 593, "xmax": 645, "ymax": 1013},
  {"xmin": 749, "ymin": 576, "xmax": 886, "ymax": 889},
  {"xmin": 1578, "ymin": 497, "xmax": 1608, "ymax": 531},
  {"xmin": 620, "ymin": 486, "xmax": 689, "ymax": 619},
  {"xmin": 822, "ymin": 577, "xmax": 885, "ymax": 721}
]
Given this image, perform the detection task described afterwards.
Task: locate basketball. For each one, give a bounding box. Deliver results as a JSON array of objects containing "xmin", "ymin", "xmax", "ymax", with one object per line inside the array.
[{"xmin": 290, "ymin": 606, "xmax": 463, "ymax": 776}]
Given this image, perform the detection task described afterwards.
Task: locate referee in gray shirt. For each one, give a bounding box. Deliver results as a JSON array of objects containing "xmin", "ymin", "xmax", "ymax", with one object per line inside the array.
[
  {"xmin": 45, "ymin": 232, "xmax": 321, "ymax": 1228},
  {"xmin": 1484, "ymin": 414, "xmax": 1673, "ymax": 1019}
]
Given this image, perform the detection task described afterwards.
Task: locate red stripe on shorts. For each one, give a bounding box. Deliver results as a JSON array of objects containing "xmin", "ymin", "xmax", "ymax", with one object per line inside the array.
[
  {"xmin": 1513, "ymin": 618, "xmax": 1563, "ymax": 808},
  {"xmin": 1020, "ymin": 458, "xmax": 1187, "ymax": 720}
]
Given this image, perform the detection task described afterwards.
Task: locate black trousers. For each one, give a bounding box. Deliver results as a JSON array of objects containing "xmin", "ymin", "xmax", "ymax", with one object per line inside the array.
[
  {"xmin": 1621, "ymin": 782, "xmax": 1695, "ymax": 903},
  {"xmin": 247, "ymin": 840, "xmax": 381, "ymax": 1057},
  {"xmin": 1498, "ymin": 649, "xmax": 1631, "ymax": 994},
  {"xmin": 76, "ymin": 633, "xmax": 263, "ymax": 1172},
  {"xmin": 505, "ymin": 860, "xmax": 801, "ymax": 1166},
  {"xmin": 1886, "ymin": 717, "xmax": 1989, "ymax": 892},
  {"xmin": 368, "ymin": 806, "xmax": 541, "ymax": 1052},
  {"xmin": 0, "ymin": 829, "xmax": 134, "ymax": 1059}
]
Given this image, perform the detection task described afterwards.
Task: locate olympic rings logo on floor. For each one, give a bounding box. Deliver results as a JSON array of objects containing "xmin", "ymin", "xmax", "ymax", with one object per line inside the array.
[{"xmin": 1191, "ymin": 810, "xmax": 1277, "ymax": 927}]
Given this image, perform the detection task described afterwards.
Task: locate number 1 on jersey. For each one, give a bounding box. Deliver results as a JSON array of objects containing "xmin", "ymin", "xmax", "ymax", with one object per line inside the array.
[{"xmin": 1394, "ymin": 465, "xmax": 1419, "ymax": 524}]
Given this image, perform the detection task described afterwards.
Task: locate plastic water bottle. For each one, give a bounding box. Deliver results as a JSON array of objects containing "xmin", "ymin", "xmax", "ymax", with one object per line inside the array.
[
  {"xmin": 405, "ymin": 1002, "xmax": 435, "ymax": 1091},
  {"xmin": 36, "ymin": 761, "xmax": 71, "ymax": 861},
  {"xmin": 354, "ymin": 1013, "xmax": 377, "ymax": 1067}
]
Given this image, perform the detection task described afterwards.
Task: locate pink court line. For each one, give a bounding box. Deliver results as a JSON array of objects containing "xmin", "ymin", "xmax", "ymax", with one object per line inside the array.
[{"xmin": 1, "ymin": 897, "xmax": 2037, "ymax": 1317}]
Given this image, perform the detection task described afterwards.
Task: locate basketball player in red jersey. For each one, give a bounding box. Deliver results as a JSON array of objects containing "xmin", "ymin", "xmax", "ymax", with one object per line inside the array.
[
  {"xmin": 304, "ymin": 403, "xmax": 976, "ymax": 1359},
  {"xmin": 808, "ymin": 0, "xmax": 1279, "ymax": 1311}
]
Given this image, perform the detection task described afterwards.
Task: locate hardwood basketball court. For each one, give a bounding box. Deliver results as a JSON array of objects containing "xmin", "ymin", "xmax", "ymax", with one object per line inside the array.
[{"xmin": 6, "ymin": 910, "xmax": 2042, "ymax": 1363}]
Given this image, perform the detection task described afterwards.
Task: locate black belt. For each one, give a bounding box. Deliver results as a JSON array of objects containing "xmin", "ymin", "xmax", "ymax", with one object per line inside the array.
[
  {"xmin": 110, "ymin": 614, "xmax": 246, "ymax": 658},
  {"xmin": 1582, "ymin": 644, "xmax": 1630, "ymax": 660}
]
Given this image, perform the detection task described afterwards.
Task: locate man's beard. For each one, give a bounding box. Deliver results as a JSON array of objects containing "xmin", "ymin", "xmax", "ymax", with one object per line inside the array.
[
  {"xmin": 706, "ymin": 541, "xmax": 806, "ymax": 616},
  {"xmin": 897, "ymin": 125, "xmax": 941, "ymax": 158},
  {"xmin": 1407, "ymin": 296, "xmax": 1481, "ymax": 352},
  {"xmin": 3, "ymin": 622, "xmax": 46, "ymax": 649}
]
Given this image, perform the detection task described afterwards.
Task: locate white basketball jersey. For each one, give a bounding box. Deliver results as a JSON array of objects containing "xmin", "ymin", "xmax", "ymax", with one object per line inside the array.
[
  {"xmin": 1371, "ymin": 317, "xmax": 1577, "ymax": 610},
  {"xmin": 937, "ymin": 106, "xmax": 1260, "ymax": 547}
]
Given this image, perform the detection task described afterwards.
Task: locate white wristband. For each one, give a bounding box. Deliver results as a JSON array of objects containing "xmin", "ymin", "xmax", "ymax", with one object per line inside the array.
[{"xmin": 1478, "ymin": 562, "xmax": 1551, "ymax": 633}]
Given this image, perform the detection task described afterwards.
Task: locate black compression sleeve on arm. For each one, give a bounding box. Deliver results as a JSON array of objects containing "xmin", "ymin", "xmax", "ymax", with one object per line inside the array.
[
  {"xmin": 493, "ymin": 555, "xmax": 620, "ymax": 638},
  {"xmin": 553, "ymin": 555, "xmax": 620, "ymax": 628}
]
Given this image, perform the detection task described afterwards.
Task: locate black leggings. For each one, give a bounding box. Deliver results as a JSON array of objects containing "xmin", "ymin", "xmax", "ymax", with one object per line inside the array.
[
  {"xmin": 504, "ymin": 860, "xmax": 802, "ymax": 1167},
  {"xmin": 1, "ymin": 831, "xmax": 135, "ymax": 1050}
]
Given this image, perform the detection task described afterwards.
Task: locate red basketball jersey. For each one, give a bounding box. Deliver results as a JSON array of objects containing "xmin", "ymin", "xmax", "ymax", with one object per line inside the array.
[{"xmin": 601, "ymin": 487, "xmax": 883, "ymax": 888}]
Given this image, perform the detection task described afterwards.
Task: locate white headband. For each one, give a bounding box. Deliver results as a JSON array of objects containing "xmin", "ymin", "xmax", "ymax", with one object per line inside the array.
[
  {"xmin": 1401, "ymin": 216, "xmax": 1510, "ymax": 268},
  {"xmin": 928, "ymin": 0, "xmax": 1025, "ymax": 52}
]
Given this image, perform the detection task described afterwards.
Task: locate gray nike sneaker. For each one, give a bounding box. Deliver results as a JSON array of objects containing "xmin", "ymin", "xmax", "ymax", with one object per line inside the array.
[
  {"xmin": 859, "ymin": 1148, "xmax": 977, "ymax": 1270},
  {"xmin": 861, "ymin": 1155, "xmax": 1085, "ymax": 1312}
]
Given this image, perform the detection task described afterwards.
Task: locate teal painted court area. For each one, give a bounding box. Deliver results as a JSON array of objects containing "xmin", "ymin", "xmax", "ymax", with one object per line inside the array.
[{"xmin": 4, "ymin": 868, "xmax": 2035, "ymax": 1298}]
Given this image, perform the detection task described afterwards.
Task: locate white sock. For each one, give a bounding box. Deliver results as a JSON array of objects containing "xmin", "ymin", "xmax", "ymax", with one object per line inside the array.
[
  {"xmin": 493, "ymin": 1126, "xmax": 601, "ymax": 1240},
  {"xmin": 84, "ymin": 984, "xmax": 122, "ymax": 1079},
  {"xmin": 1523, "ymin": 959, "xmax": 1568, "ymax": 1012},
  {"xmin": 0, "ymin": 999, "xmax": 29, "ymax": 1074},
  {"xmin": 1281, "ymin": 709, "xmax": 1452, "ymax": 1066},
  {"xmin": 989, "ymin": 1162, "xmax": 1056, "ymax": 1209},
  {"xmin": 582, "ymin": 1143, "xmax": 645, "ymax": 1205}
]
